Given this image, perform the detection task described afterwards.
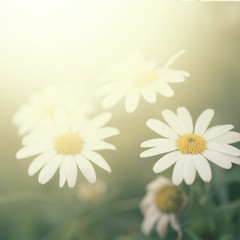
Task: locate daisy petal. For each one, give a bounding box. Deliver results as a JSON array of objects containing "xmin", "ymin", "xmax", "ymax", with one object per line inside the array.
[
  {"xmin": 18, "ymin": 124, "xmax": 32, "ymax": 136},
  {"xmin": 52, "ymin": 108, "xmax": 69, "ymax": 133},
  {"xmin": 146, "ymin": 119, "xmax": 179, "ymax": 140},
  {"xmin": 102, "ymin": 88, "xmax": 126, "ymax": 109},
  {"xmin": 85, "ymin": 112, "xmax": 112, "ymax": 130},
  {"xmin": 141, "ymin": 138, "xmax": 176, "ymax": 148},
  {"xmin": 140, "ymin": 145, "xmax": 177, "ymax": 158},
  {"xmin": 194, "ymin": 109, "xmax": 214, "ymax": 136},
  {"xmin": 84, "ymin": 141, "xmax": 116, "ymax": 151},
  {"xmin": 172, "ymin": 158, "xmax": 185, "ymax": 185},
  {"xmin": 162, "ymin": 109, "xmax": 184, "ymax": 135},
  {"xmin": 81, "ymin": 150, "xmax": 111, "ymax": 172},
  {"xmin": 16, "ymin": 145, "xmax": 52, "ymax": 159},
  {"xmin": 156, "ymin": 83, "xmax": 174, "ymax": 97},
  {"xmin": 210, "ymin": 153, "xmax": 240, "ymax": 165},
  {"xmin": 64, "ymin": 156, "xmax": 77, "ymax": 188},
  {"xmin": 146, "ymin": 177, "xmax": 171, "ymax": 191},
  {"xmin": 183, "ymin": 155, "xmax": 196, "ymax": 185},
  {"xmin": 177, "ymin": 107, "xmax": 193, "ymax": 134},
  {"xmin": 160, "ymin": 69, "xmax": 189, "ymax": 83},
  {"xmin": 59, "ymin": 159, "xmax": 67, "ymax": 187},
  {"xmin": 156, "ymin": 214, "xmax": 169, "ymax": 239},
  {"xmin": 169, "ymin": 215, "xmax": 182, "ymax": 240},
  {"xmin": 38, "ymin": 155, "xmax": 61, "ymax": 184},
  {"xmin": 209, "ymin": 131, "xmax": 240, "ymax": 144},
  {"xmin": 202, "ymin": 150, "xmax": 232, "ymax": 169},
  {"xmin": 193, "ymin": 154, "xmax": 212, "ymax": 182},
  {"xmin": 125, "ymin": 90, "xmax": 140, "ymax": 113},
  {"xmin": 139, "ymin": 192, "xmax": 155, "ymax": 213},
  {"xmin": 96, "ymin": 82, "xmax": 120, "ymax": 95},
  {"xmin": 141, "ymin": 88, "xmax": 157, "ymax": 104},
  {"xmin": 84, "ymin": 127, "xmax": 119, "ymax": 140},
  {"xmin": 207, "ymin": 143, "xmax": 240, "ymax": 156},
  {"xmin": 22, "ymin": 134, "xmax": 54, "ymax": 146},
  {"xmin": 178, "ymin": 70, "xmax": 190, "ymax": 77},
  {"xmin": 153, "ymin": 151, "xmax": 180, "ymax": 173},
  {"xmin": 164, "ymin": 49, "xmax": 186, "ymax": 69},
  {"xmin": 203, "ymin": 124, "xmax": 234, "ymax": 140},
  {"xmin": 141, "ymin": 206, "xmax": 160, "ymax": 235},
  {"xmin": 28, "ymin": 150, "xmax": 57, "ymax": 176},
  {"xmin": 75, "ymin": 155, "xmax": 96, "ymax": 183},
  {"xmin": 223, "ymin": 155, "xmax": 240, "ymax": 165}
]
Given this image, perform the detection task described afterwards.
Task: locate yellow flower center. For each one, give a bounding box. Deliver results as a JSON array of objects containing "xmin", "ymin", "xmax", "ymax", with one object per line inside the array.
[
  {"xmin": 155, "ymin": 185, "xmax": 181, "ymax": 213},
  {"xmin": 45, "ymin": 105, "xmax": 58, "ymax": 117},
  {"xmin": 177, "ymin": 133, "xmax": 206, "ymax": 155},
  {"xmin": 55, "ymin": 132, "xmax": 83, "ymax": 155},
  {"xmin": 131, "ymin": 71, "xmax": 158, "ymax": 87}
]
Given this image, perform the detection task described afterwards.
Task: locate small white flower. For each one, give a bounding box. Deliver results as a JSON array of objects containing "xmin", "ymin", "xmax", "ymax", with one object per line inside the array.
[
  {"xmin": 77, "ymin": 179, "xmax": 107, "ymax": 202},
  {"xmin": 140, "ymin": 107, "xmax": 240, "ymax": 185},
  {"xmin": 13, "ymin": 85, "xmax": 92, "ymax": 136},
  {"xmin": 16, "ymin": 108, "xmax": 119, "ymax": 188},
  {"xmin": 96, "ymin": 50, "xmax": 189, "ymax": 113},
  {"xmin": 140, "ymin": 176, "xmax": 187, "ymax": 240}
]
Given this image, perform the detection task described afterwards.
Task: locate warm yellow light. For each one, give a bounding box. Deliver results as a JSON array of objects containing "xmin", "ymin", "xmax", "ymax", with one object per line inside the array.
[
  {"xmin": 4, "ymin": 0, "xmax": 79, "ymax": 16},
  {"xmin": 0, "ymin": 0, "xmax": 194, "ymax": 99}
]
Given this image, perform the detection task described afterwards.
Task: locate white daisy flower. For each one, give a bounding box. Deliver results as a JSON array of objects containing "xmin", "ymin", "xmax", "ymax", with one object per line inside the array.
[
  {"xmin": 13, "ymin": 85, "xmax": 92, "ymax": 136},
  {"xmin": 96, "ymin": 50, "xmax": 189, "ymax": 113},
  {"xmin": 140, "ymin": 107, "xmax": 240, "ymax": 185},
  {"xmin": 16, "ymin": 108, "xmax": 119, "ymax": 188},
  {"xmin": 140, "ymin": 176, "xmax": 187, "ymax": 240}
]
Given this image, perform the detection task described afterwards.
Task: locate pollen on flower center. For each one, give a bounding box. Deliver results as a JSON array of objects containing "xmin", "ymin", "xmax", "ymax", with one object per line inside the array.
[
  {"xmin": 177, "ymin": 133, "xmax": 206, "ymax": 155},
  {"xmin": 55, "ymin": 132, "xmax": 83, "ymax": 155},
  {"xmin": 155, "ymin": 185, "xmax": 181, "ymax": 213},
  {"xmin": 131, "ymin": 71, "xmax": 158, "ymax": 87}
]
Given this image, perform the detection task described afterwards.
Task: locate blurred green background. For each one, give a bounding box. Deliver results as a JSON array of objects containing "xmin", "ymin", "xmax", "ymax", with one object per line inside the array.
[{"xmin": 0, "ymin": 1, "xmax": 240, "ymax": 239}]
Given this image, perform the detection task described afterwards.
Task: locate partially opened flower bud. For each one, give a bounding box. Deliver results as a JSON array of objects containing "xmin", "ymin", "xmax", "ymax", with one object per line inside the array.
[{"xmin": 140, "ymin": 176, "xmax": 188, "ymax": 240}]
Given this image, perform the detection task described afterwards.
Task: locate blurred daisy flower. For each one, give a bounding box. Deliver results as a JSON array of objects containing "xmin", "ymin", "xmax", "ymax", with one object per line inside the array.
[
  {"xmin": 96, "ymin": 50, "xmax": 189, "ymax": 113},
  {"xmin": 13, "ymin": 85, "xmax": 93, "ymax": 136},
  {"xmin": 140, "ymin": 107, "xmax": 240, "ymax": 185},
  {"xmin": 140, "ymin": 176, "xmax": 187, "ymax": 240},
  {"xmin": 16, "ymin": 108, "xmax": 119, "ymax": 188},
  {"xmin": 77, "ymin": 179, "xmax": 107, "ymax": 202}
]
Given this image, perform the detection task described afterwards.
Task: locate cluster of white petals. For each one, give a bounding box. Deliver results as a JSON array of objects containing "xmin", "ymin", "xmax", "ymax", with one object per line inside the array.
[
  {"xmin": 97, "ymin": 50, "xmax": 189, "ymax": 113},
  {"xmin": 140, "ymin": 107, "xmax": 240, "ymax": 185},
  {"xmin": 13, "ymin": 85, "xmax": 93, "ymax": 136},
  {"xmin": 16, "ymin": 108, "xmax": 119, "ymax": 187},
  {"xmin": 13, "ymin": 49, "xmax": 240, "ymax": 240},
  {"xmin": 140, "ymin": 177, "xmax": 187, "ymax": 240}
]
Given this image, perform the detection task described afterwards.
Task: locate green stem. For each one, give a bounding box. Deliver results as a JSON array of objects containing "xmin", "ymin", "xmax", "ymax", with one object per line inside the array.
[{"xmin": 182, "ymin": 185, "xmax": 194, "ymax": 218}]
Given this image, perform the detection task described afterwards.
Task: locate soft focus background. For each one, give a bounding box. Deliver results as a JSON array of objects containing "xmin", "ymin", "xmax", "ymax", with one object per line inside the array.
[{"xmin": 0, "ymin": 1, "xmax": 240, "ymax": 239}]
